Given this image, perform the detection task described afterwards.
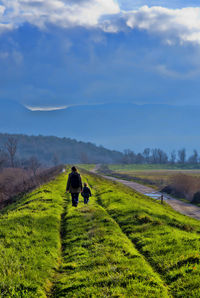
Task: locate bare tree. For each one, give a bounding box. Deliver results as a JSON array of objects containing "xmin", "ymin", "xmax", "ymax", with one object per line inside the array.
[
  {"xmin": 170, "ymin": 150, "xmax": 176, "ymax": 164},
  {"xmin": 178, "ymin": 148, "xmax": 186, "ymax": 164},
  {"xmin": 157, "ymin": 149, "xmax": 168, "ymax": 164},
  {"xmin": 28, "ymin": 156, "xmax": 41, "ymax": 176},
  {"xmin": 5, "ymin": 137, "xmax": 18, "ymax": 168},
  {"xmin": 143, "ymin": 148, "xmax": 150, "ymax": 163},
  {"xmin": 0, "ymin": 155, "xmax": 4, "ymax": 170},
  {"xmin": 151, "ymin": 149, "xmax": 159, "ymax": 164},
  {"xmin": 151, "ymin": 148, "xmax": 168, "ymax": 164},
  {"xmin": 123, "ymin": 149, "xmax": 136, "ymax": 164},
  {"xmin": 188, "ymin": 150, "xmax": 198, "ymax": 164},
  {"xmin": 0, "ymin": 148, "xmax": 8, "ymax": 170},
  {"xmin": 135, "ymin": 153, "xmax": 144, "ymax": 164}
]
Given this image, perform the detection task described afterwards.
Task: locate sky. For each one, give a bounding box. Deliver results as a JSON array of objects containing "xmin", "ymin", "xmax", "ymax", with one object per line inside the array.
[{"xmin": 1, "ymin": 0, "xmax": 200, "ymax": 109}]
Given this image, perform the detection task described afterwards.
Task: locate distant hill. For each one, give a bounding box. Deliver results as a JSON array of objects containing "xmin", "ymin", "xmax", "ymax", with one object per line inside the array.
[
  {"xmin": 0, "ymin": 100, "xmax": 200, "ymax": 152},
  {"xmin": 0, "ymin": 133, "xmax": 123, "ymax": 165}
]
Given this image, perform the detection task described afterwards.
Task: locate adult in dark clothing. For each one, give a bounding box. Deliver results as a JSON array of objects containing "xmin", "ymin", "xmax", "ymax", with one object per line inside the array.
[
  {"xmin": 81, "ymin": 183, "xmax": 92, "ymax": 204},
  {"xmin": 66, "ymin": 166, "xmax": 82, "ymax": 207}
]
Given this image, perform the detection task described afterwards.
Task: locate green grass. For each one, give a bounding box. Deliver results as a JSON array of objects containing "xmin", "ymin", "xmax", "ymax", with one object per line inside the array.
[
  {"xmin": 0, "ymin": 168, "xmax": 200, "ymax": 297},
  {"xmin": 106, "ymin": 165, "xmax": 200, "ymax": 191},
  {"xmin": 84, "ymin": 171, "xmax": 200, "ymax": 297},
  {"xmin": 53, "ymin": 196, "xmax": 167, "ymax": 297},
  {"xmin": 109, "ymin": 164, "xmax": 200, "ymax": 171},
  {"xmin": 0, "ymin": 173, "xmax": 66, "ymax": 297}
]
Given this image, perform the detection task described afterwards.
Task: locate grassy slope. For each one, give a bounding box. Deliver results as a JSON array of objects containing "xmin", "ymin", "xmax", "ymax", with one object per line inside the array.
[
  {"xmin": 84, "ymin": 171, "xmax": 200, "ymax": 297},
  {"xmin": 0, "ymin": 167, "xmax": 200, "ymax": 297},
  {"xmin": 53, "ymin": 198, "xmax": 167, "ymax": 297},
  {"xmin": 0, "ymin": 174, "xmax": 66, "ymax": 297}
]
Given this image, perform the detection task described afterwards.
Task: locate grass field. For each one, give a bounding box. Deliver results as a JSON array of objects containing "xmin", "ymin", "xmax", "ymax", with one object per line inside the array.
[
  {"xmin": 107, "ymin": 164, "xmax": 200, "ymax": 191},
  {"xmin": 0, "ymin": 167, "xmax": 200, "ymax": 297},
  {"xmin": 109, "ymin": 164, "xmax": 200, "ymax": 171}
]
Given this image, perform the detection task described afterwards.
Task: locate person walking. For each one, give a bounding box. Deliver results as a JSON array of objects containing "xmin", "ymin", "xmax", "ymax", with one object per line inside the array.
[
  {"xmin": 81, "ymin": 182, "xmax": 92, "ymax": 204},
  {"xmin": 66, "ymin": 166, "xmax": 82, "ymax": 207}
]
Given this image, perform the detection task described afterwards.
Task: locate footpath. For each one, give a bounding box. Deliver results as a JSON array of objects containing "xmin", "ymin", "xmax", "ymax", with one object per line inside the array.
[{"xmin": 91, "ymin": 166, "xmax": 200, "ymax": 221}]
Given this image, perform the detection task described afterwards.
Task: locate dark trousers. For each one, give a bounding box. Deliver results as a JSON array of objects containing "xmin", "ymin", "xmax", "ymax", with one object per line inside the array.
[
  {"xmin": 83, "ymin": 196, "xmax": 89, "ymax": 204},
  {"xmin": 71, "ymin": 193, "xmax": 79, "ymax": 207}
]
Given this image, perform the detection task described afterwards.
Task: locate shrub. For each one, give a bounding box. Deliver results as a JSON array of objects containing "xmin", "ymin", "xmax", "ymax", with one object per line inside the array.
[
  {"xmin": 166, "ymin": 174, "xmax": 200, "ymax": 201},
  {"xmin": 192, "ymin": 191, "xmax": 200, "ymax": 204},
  {"xmin": 0, "ymin": 165, "xmax": 64, "ymax": 208}
]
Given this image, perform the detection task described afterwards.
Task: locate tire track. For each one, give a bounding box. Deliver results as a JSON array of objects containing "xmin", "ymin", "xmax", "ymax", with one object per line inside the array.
[
  {"xmin": 94, "ymin": 190, "xmax": 170, "ymax": 297},
  {"xmin": 50, "ymin": 172, "xmax": 169, "ymax": 297},
  {"xmin": 48, "ymin": 193, "xmax": 69, "ymax": 297}
]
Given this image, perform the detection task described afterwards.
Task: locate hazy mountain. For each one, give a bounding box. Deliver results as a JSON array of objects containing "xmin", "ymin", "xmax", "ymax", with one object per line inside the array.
[
  {"xmin": 0, "ymin": 100, "xmax": 199, "ymax": 152},
  {"xmin": 0, "ymin": 133, "xmax": 123, "ymax": 165}
]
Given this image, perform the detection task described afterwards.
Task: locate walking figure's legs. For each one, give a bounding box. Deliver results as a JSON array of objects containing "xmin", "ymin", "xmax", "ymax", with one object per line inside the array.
[
  {"xmin": 72, "ymin": 193, "xmax": 79, "ymax": 207},
  {"xmin": 84, "ymin": 196, "xmax": 89, "ymax": 204}
]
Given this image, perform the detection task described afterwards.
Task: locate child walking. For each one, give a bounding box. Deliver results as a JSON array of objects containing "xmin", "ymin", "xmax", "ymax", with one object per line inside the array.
[{"xmin": 81, "ymin": 183, "xmax": 92, "ymax": 204}]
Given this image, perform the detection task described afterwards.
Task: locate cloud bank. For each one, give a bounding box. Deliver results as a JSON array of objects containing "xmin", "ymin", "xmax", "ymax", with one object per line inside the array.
[
  {"xmin": 124, "ymin": 6, "xmax": 200, "ymax": 44},
  {"xmin": 1, "ymin": 1, "xmax": 200, "ymax": 45},
  {"xmin": 0, "ymin": 0, "xmax": 120, "ymax": 29}
]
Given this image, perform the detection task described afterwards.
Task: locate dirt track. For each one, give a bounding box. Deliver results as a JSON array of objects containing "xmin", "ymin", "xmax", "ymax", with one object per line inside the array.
[{"xmin": 92, "ymin": 166, "xmax": 200, "ymax": 221}]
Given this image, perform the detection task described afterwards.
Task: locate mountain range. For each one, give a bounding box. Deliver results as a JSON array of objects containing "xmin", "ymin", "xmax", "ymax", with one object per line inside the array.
[{"xmin": 1, "ymin": 100, "xmax": 199, "ymax": 153}]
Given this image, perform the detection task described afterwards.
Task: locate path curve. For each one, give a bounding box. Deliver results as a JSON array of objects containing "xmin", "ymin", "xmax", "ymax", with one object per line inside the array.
[{"xmin": 91, "ymin": 166, "xmax": 200, "ymax": 221}]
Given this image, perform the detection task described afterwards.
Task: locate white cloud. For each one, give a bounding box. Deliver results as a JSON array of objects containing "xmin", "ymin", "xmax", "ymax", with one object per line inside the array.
[
  {"xmin": 0, "ymin": 5, "xmax": 5, "ymax": 15},
  {"xmin": 0, "ymin": 4, "xmax": 14, "ymax": 33},
  {"xmin": 25, "ymin": 102, "xmax": 103, "ymax": 111},
  {"xmin": 25, "ymin": 105, "xmax": 68, "ymax": 111},
  {"xmin": 0, "ymin": 0, "xmax": 120, "ymax": 30},
  {"xmin": 1, "ymin": 1, "xmax": 200, "ymax": 45},
  {"xmin": 124, "ymin": 6, "xmax": 200, "ymax": 44},
  {"xmin": 0, "ymin": 23, "xmax": 14, "ymax": 33},
  {"xmin": 102, "ymin": 5, "xmax": 200, "ymax": 45}
]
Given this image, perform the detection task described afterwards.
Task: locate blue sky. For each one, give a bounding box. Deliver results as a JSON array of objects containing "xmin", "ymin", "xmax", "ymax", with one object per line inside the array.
[
  {"xmin": 1, "ymin": 0, "xmax": 200, "ymax": 109},
  {"xmin": 118, "ymin": 0, "xmax": 200, "ymax": 9}
]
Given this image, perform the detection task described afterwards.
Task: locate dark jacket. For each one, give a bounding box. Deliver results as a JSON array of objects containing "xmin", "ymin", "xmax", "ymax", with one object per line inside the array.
[
  {"xmin": 81, "ymin": 186, "xmax": 92, "ymax": 198},
  {"xmin": 66, "ymin": 172, "xmax": 82, "ymax": 193}
]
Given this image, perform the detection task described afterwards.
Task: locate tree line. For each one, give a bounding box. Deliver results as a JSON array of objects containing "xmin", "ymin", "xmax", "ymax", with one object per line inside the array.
[
  {"xmin": 122, "ymin": 148, "xmax": 199, "ymax": 165},
  {"xmin": 0, "ymin": 137, "xmax": 41, "ymax": 175},
  {"xmin": 0, "ymin": 133, "xmax": 200, "ymax": 167}
]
